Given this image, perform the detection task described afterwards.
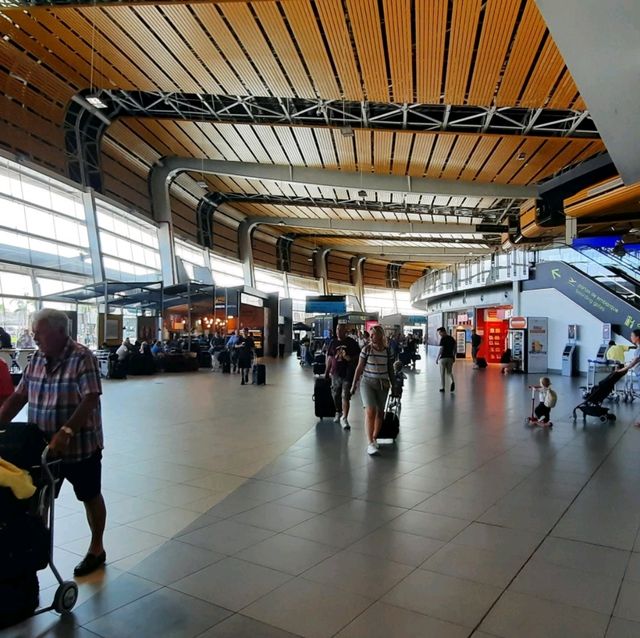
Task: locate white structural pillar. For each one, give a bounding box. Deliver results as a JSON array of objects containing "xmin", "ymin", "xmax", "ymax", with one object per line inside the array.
[
  {"xmin": 238, "ymin": 220, "xmax": 256, "ymax": 288},
  {"xmin": 313, "ymin": 248, "xmax": 330, "ymax": 295},
  {"xmin": 565, "ymin": 216, "xmax": 578, "ymax": 245},
  {"xmin": 81, "ymin": 190, "xmax": 106, "ymax": 284}
]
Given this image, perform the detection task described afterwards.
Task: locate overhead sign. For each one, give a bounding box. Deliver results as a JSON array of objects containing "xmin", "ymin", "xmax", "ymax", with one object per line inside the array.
[
  {"xmin": 509, "ymin": 316, "xmax": 527, "ymax": 329},
  {"xmin": 523, "ymin": 261, "xmax": 639, "ymax": 340}
]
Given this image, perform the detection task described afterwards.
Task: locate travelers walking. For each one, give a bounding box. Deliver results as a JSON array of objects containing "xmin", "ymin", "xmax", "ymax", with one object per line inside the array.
[
  {"xmin": 236, "ymin": 328, "xmax": 255, "ymax": 385},
  {"xmin": 436, "ymin": 327, "xmax": 456, "ymax": 392},
  {"xmin": 471, "ymin": 329, "xmax": 482, "ymax": 368},
  {"xmin": 326, "ymin": 324, "xmax": 360, "ymax": 430}
]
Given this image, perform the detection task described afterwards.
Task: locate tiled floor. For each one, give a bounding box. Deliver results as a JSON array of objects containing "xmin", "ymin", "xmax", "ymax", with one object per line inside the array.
[{"xmin": 8, "ymin": 349, "xmax": 640, "ymax": 638}]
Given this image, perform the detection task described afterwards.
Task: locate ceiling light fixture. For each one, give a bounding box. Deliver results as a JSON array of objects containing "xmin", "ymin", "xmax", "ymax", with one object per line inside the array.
[
  {"xmin": 86, "ymin": 95, "xmax": 108, "ymax": 109},
  {"xmin": 340, "ymin": 126, "xmax": 354, "ymax": 138},
  {"xmin": 196, "ymin": 181, "xmax": 207, "ymax": 189},
  {"xmin": 517, "ymin": 152, "xmax": 526, "ymax": 161}
]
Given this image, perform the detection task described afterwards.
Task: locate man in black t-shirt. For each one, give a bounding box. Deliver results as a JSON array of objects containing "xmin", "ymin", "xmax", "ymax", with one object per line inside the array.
[
  {"xmin": 326, "ymin": 323, "xmax": 360, "ymax": 430},
  {"xmin": 436, "ymin": 327, "xmax": 456, "ymax": 393}
]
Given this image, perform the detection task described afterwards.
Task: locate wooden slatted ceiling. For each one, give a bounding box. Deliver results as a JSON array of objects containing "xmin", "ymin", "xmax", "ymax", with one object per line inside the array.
[
  {"xmin": 0, "ymin": 0, "xmax": 585, "ymax": 109},
  {"xmin": 415, "ymin": 0, "xmax": 447, "ymax": 103},
  {"xmin": 445, "ymin": 0, "xmax": 482, "ymax": 104},
  {"xmin": 467, "ymin": 0, "xmax": 521, "ymax": 105}
]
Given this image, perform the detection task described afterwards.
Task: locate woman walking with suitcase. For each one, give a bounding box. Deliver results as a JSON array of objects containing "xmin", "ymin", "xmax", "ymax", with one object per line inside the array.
[{"xmin": 350, "ymin": 325, "xmax": 394, "ymax": 456}]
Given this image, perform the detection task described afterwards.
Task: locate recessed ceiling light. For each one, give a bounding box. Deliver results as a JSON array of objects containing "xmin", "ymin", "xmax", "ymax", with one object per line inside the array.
[
  {"xmin": 517, "ymin": 152, "xmax": 526, "ymax": 161},
  {"xmin": 340, "ymin": 126, "xmax": 354, "ymax": 138},
  {"xmin": 196, "ymin": 181, "xmax": 207, "ymax": 188},
  {"xmin": 86, "ymin": 95, "xmax": 108, "ymax": 109}
]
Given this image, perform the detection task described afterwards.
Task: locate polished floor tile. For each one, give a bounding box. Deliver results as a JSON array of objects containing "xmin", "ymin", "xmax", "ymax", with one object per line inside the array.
[
  {"xmin": 480, "ymin": 591, "xmax": 609, "ymax": 638},
  {"xmin": 170, "ymin": 557, "xmax": 291, "ymax": 611},
  {"xmin": 335, "ymin": 601, "xmax": 469, "ymax": 638},
  {"xmin": 16, "ymin": 353, "xmax": 640, "ymax": 638},
  {"xmin": 243, "ymin": 577, "xmax": 372, "ymax": 638},
  {"xmin": 382, "ymin": 569, "xmax": 502, "ymax": 628},
  {"xmin": 85, "ymin": 588, "xmax": 231, "ymax": 638}
]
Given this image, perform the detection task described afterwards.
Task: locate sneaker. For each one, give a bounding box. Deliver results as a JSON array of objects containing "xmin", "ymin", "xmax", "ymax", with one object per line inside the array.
[
  {"xmin": 334, "ymin": 413, "xmax": 341, "ymax": 423},
  {"xmin": 373, "ymin": 439, "xmax": 380, "ymax": 449},
  {"xmin": 538, "ymin": 417, "xmax": 547, "ymax": 424},
  {"xmin": 450, "ymin": 382, "xmax": 455, "ymax": 392},
  {"xmin": 439, "ymin": 388, "xmax": 445, "ymax": 393},
  {"xmin": 340, "ymin": 416, "xmax": 351, "ymax": 430},
  {"xmin": 241, "ymin": 380, "xmax": 245, "ymax": 385},
  {"xmin": 367, "ymin": 443, "xmax": 380, "ymax": 456}
]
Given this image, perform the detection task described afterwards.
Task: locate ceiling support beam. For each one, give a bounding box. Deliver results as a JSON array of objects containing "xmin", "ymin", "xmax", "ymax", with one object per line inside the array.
[
  {"xmin": 323, "ymin": 246, "xmax": 493, "ymax": 258},
  {"xmin": 150, "ymin": 156, "xmax": 534, "ymax": 228},
  {"xmin": 245, "ymin": 217, "xmax": 507, "ymax": 235}
]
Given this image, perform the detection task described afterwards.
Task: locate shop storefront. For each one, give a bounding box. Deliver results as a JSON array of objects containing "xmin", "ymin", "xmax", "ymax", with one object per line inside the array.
[{"xmin": 475, "ymin": 306, "xmax": 512, "ymax": 364}]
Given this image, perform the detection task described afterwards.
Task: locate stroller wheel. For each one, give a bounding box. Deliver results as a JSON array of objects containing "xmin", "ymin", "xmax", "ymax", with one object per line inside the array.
[
  {"xmin": 608, "ymin": 414, "xmax": 617, "ymax": 421},
  {"xmin": 599, "ymin": 415, "xmax": 608, "ymax": 423},
  {"xmin": 53, "ymin": 581, "xmax": 78, "ymax": 613}
]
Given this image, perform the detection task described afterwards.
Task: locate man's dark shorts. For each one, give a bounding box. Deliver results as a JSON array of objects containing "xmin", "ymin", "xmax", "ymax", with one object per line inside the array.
[{"xmin": 56, "ymin": 450, "xmax": 103, "ymax": 502}]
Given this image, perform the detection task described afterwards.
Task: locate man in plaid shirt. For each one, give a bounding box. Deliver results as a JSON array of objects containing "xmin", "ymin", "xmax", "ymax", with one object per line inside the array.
[{"xmin": 0, "ymin": 308, "xmax": 107, "ymax": 577}]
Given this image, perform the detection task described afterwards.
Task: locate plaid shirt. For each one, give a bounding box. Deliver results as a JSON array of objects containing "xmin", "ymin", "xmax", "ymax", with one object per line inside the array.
[{"xmin": 16, "ymin": 338, "xmax": 103, "ymax": 463}]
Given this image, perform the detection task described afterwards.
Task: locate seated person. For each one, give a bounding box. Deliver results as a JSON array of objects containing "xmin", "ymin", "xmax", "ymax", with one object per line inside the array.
[
  {"xmin": 151, "ymin": 340, "xmax": 164, "ymax": 357},
  {"xmin": 534, "ymin": 377, "xmax": 557, "ymax": 425},
  {"xmin": 116, "ymin": 340, "xmax": 129, "ymax": 361},
  {"xmin": 500, "ymin": 348, "xmax": 516, "ymax": 374}
]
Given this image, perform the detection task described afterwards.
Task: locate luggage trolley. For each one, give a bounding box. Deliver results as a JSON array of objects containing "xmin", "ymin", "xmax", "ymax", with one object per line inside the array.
[
  {"xmin": 622, "ymin": 367, "xmax": 640, "ymax": 403},
  {"xmin": 0, "ymin": 424, "xmax": 78, "ymax": 626},
  {"xmin": 35, "ymin": 445, "xmax": 79, "ymax": 615}
]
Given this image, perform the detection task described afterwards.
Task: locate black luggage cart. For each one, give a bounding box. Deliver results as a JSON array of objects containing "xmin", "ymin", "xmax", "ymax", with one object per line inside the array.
[{"xmin": 0, "ymin": 424, "xmax": 78, "ymax": 628}]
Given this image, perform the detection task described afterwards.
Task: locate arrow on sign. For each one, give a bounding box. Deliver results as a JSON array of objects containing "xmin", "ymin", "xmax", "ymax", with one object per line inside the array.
[
  {"xmin": 569, "ymin": 277, "xmax": 576, "ymax": 286},
  {"xmin": 551, "ymin": 269, "xmax": 561, "ymax": 280}
]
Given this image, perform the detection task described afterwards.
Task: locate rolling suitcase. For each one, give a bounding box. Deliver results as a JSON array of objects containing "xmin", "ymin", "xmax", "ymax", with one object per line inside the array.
[
  {"xmin": 476, "ymin": 357, "xmax": 487, "ymax": 369},
  {"xmin": 312, "ymin": 362, "xmax": 326, "ymax": 375},
  {"xmin": 252, "ymin": 363, "xmax": 266, "ymax": 385},
  {"xmin": 398, "ymin": 351, "xmax": 412, "ymax": 367},
  {"xmin": 378, "ymin": 395, "xmax": 400, "ymax": 443},
  {"xmin": 313, "ymin": 377, "xmax": 335, "ymax": 419}
]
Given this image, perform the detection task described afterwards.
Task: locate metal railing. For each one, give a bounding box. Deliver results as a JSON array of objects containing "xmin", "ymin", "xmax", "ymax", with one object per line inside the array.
[{"xmin": 410, "ymin": 251, "xmax": 531, "ymax": 303}]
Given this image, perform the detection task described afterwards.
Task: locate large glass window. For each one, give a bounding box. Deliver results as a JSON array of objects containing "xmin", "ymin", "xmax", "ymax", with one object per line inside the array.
[
  {"xmin": 210, "ymin": 253, "xmax": 245, "ymax": 288},
  {"xmin": 96, "ymin": 198, "xmax": 161, "ymax": 282},
  {"xmin": 255, "ymin": 267, "xmax": 285, "ymax": 296},
  {"xmin": 0, "ymin": 157, "xmax": 92, "ymax": 276},
  {"xmin": 364, "ymin": 287, "xmax": 397, "ymax": 317}
]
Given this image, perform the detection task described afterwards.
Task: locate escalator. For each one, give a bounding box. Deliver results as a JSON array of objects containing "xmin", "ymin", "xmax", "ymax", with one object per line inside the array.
[{"xmin": 524, "ymin": 261, "xmax": 640, "ymax": 340}]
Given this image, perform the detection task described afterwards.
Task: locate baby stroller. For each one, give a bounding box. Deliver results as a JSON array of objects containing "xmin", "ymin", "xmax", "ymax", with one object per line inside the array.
[
  {"xmin": 0, "ymin": 423, "xmax": 78, "ymax": 629},
  {"xmin": 572, "ymin": 370, "xmax": 625, "ymax": 423}
]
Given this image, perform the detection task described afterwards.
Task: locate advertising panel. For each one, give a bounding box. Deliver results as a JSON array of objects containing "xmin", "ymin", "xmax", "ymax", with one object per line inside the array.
[{"xmin": 527, "ymin": 316, "xmax": 548, "ymax": 373}]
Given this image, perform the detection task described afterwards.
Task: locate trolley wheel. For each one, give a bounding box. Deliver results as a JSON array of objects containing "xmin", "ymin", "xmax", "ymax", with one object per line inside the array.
[
  {"xmin": 599, "ymin": 415, "xmax": 608, "ymax": 423},
  {"xmin": 53, "ymin": 580, "xmax": 78, "ymax": 613},
  {"xmin": 608, "ymin": 414, "xmax": 617, "ymax": 421}
]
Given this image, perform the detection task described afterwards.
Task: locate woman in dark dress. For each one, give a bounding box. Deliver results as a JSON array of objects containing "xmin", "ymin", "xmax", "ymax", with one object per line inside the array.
[{"xmin": 236, "ymin": 328, "xmax": 255, "ymax": 385}]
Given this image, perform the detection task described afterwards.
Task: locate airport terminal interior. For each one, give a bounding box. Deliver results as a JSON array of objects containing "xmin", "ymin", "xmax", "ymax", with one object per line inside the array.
[{"xmin": 0, "ymin": 0, "xmax": 640, "ymax": 637}]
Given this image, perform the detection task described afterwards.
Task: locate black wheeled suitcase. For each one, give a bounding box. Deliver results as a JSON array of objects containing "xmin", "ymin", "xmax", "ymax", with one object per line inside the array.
[
  {"xmin": 378, "ymin": 395, "xmax": 400, "ymax": 443},
  {"xmin": 252, "ymin": 363, "xmax": 266, "ymax": 385},
  {"xmin": 476, "ymin": 357, "xmax": 488, "ymax": 369},
  {"xmin": 398, "ymin": 351, "xmax": 412, "ymax": 367},
  {"xmin": 313, "ymin": 377, "xmax": 335, "ymax": 419},
  {"xmin": 312, "ymin": 362, "xmax": 326, "ymax": 375}
]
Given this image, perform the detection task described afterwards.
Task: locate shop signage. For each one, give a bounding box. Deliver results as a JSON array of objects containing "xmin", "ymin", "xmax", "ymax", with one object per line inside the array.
[
  {"xmin": 241, "ymin": 293, "xmax": 263, "ymax": 308},
  {"xmin": 509, "ymin": 316, "xmax": 527, "ymax": 329},
  {"xmin": 524, "ymin": 262, "xmax": 638, "ymax": 340},
  {"xmin": 527, "ymin": 316, "xmax": 548, "ymax": 373}
]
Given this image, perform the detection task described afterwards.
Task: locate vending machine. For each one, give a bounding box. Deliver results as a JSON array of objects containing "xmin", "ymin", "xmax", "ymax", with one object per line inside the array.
[{"xmin": 508, "ymin": 317, "xmax": 528, "ymax": 372}]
